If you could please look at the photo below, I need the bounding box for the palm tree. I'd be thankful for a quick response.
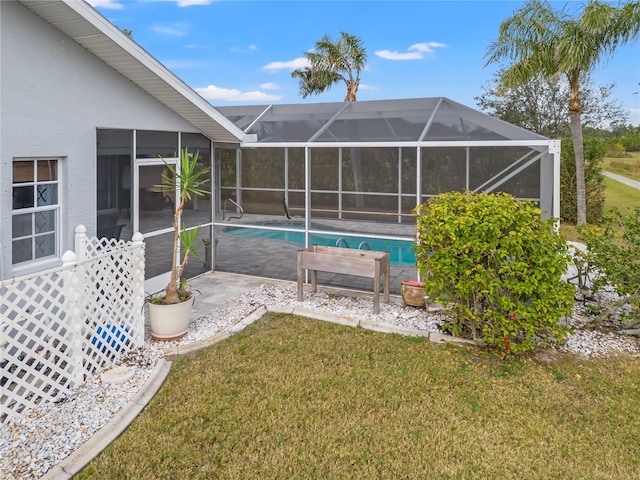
[292,32,368,207]
[291,31,367,101]
[485,0,640,225]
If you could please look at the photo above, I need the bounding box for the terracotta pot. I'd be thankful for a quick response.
[401,280,426,307]
[148,296,194,341]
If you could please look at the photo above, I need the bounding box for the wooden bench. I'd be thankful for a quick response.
[297,245,390,314]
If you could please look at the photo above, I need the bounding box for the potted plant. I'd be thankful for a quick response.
[401,280,426,307]
[148,148,210,341]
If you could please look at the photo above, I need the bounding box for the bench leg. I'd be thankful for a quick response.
[373,260,381,314]
[384,261,390,304]
[373,274,380,314]
[311,270,318,293]
[297,251,303,301]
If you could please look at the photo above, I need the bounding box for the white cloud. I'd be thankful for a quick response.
[87,0,124,9]
[358,83,378,91]
[176,0,211,6]
[196,84,283,102]
[260,82,279,90]
[150,23,188,37]
[230,44,259,53]
[141,0,211,5]
[375,41,447,61]
[263,57,310,72]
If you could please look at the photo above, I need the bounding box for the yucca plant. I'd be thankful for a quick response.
[156,148,210,305]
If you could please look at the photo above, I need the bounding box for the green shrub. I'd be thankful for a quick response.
[605,142,628,158]
[578,208,640,324]
[620,133,640,152]
[560,137,605,224]
[415,191,574,355]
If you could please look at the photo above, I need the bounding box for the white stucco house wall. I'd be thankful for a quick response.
[0,0,253,282]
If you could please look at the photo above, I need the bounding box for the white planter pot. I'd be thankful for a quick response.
[148,296,194,341]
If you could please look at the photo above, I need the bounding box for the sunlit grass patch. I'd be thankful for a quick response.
[561,171,638,238]
[78,313,640,479]
[604,177,640,217]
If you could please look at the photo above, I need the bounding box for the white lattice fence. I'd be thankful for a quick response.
[1,226,145,423]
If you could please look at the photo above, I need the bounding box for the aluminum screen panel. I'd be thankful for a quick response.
[219,97,548,144]
[423,99,547,141]
[216,105,271,132]
[314,99,439,142]
[219,103,345,142]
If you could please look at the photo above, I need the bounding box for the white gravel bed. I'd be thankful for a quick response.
[0,347,162,480]
[559,285,640,357]
[164,284,445,349]
[2,282,638,480]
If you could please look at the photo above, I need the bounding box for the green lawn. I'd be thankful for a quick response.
[560,166,638,239]
[604,176,640,216]
[78,313,640,480]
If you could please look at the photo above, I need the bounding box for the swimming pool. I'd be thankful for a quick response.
[223,224,416,266]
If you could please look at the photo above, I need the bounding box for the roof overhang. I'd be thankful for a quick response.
[19,0,256,144]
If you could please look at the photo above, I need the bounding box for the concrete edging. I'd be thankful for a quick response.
[42,359,173,480]
[289,307,359,328]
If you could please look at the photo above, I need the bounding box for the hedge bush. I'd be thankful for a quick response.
[560,137,605,224]
[579,208,640,324]
[415,191,574,354]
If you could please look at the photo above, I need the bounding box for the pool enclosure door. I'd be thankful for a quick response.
[97,129,214,295]
[135,157,178,294]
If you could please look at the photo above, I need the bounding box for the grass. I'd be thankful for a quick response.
[603,151,640,181]
[603,177,640,217]
[560,167,639,241]
[78,313,640,479]
[559,224,580,242]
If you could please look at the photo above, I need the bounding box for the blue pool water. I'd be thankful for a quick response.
[223,225,416,266]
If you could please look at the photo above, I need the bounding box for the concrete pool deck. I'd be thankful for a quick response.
[207,214,420,296]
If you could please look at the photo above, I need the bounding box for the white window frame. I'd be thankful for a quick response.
[11,157,61,268]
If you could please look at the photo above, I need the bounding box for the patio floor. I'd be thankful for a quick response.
[206,214,418,296]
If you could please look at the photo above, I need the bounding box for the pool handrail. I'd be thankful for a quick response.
[223,198,244,221]
[358,241,371,250]
[335,237,350,248]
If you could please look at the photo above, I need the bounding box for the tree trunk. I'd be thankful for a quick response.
[568,77,586,226]
[343,84,364,208]
[350,147,365,209]
[164,194,186,304]
[345,81,358,101]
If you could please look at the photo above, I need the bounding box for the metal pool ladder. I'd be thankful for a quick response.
[335,239,371,250]
[335,238,350,248]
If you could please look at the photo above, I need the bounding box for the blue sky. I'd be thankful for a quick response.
[90,0,640,125]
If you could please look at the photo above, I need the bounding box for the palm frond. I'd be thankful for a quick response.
[291,31,367,100]
[486,0,640,92]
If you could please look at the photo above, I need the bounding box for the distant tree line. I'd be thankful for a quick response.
[476,70,630,140]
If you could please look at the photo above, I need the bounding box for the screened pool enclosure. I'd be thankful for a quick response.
[208,97,560,294]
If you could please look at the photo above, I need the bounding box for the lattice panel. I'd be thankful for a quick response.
[1,236,145,423]
[85,237,122,258]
